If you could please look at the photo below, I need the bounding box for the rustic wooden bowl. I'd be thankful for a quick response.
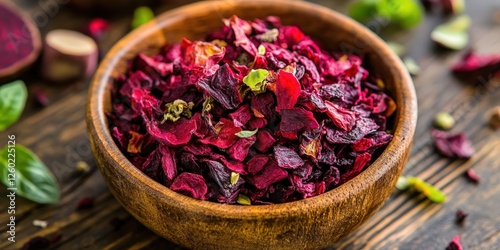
[86,1,417,249]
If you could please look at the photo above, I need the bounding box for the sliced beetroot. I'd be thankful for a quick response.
[431,129,475,159]
[107,15,395,204]
[0,2,41,80]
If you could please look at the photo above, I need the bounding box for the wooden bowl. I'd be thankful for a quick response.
[86,1,417,249]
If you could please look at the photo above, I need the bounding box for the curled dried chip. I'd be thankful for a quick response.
[446,235,463,250]
[432,129,475,159]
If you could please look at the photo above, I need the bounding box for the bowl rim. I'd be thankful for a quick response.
[87,0,417,219]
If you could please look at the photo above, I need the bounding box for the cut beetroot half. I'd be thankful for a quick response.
[0,2,41,82]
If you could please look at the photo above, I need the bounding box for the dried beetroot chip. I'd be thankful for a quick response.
[455,209,468,224]
[342,152,371,182]
[300,129,322,160]
[146,117,197,146]
[465,168,480,183]
[293,160,314,179]
[229,104,252,127]
[279,26,305,48]
[135,53,174,77]
[352,131,393,152]
[160,145,177,183]
[275,70,301,111]
[184,41,225,68]
[206,160,244,198]
[127,131,145,154]
[452,51,500,82]
[184,143,212,156]
[247,154,270,174]
[254,130,276,153]
[326,118,379,144]
[251,92,276,121]
[446,235,463,250]
[274,145,304,170]
[247,117,268,130]
[431,129,475,159]
[198,64,242,109]
[248,159,288,190]
[228,136,256,162]
[227,15,257,56]
[290,175,316,198]
[324,100,357,131]
[324,166,341,188]
[87,18,109,40]
[112,127,127,150]
[179,152,202,174]
[170,172,208,200]
[199,118,241,149]
[22,236,51,250]
[220,157,247,174]
[279,108,320,138]
[76,197,94,210]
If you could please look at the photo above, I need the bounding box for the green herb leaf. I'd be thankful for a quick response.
[258,44,266,56]
[431,15,470,50]
[237,194,251,205]
[396,176,411,190]
[397,176,446,203]
[349,0,423,29]
[0,80,28,132]
[403,57,421,76]
[243,69,269,94]
[387,41,406,57]
[0,144,60,204]
[409,177,446,203]
[132,6,155,29]
[235,129,258,138]
[348,1,378,22]
[230,172,239,185]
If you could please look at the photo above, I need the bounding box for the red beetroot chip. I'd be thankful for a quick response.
[431,129,475,159]
[229,104,252,127]
[255,130,276,153]
[247,155,270,174]
[199,118,241,149]
[275,70,301,111]
[324,100,357,131]
[228,136,256,162]
[279,108,320,138]
[170,172,208,200]
[274,145,305,170]
[452,50,500,82]
[465,168,480,183]
[446,235,463,250]
[248,159,288,189]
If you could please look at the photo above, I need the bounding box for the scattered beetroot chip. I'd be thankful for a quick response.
[455,209,468,224]
[107,15,395,204]
[22,236,51,250]
[452,50,500,83]
[465,168,480,183]
[76,197,94,210]
[446,235,463,250]
[170,172,208,200]
[87,18,109,40]
[432,129,475,159]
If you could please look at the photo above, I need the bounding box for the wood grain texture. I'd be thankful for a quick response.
[0,0,499,249]
[86,1,416,249]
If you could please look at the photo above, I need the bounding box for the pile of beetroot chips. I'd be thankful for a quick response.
[108,16,397,204]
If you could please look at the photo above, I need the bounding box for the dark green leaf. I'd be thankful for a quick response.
[235,129,258,138]
[0,144,60,204]
[0,80,28,131]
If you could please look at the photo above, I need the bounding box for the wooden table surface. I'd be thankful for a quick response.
[1,0,499,249]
